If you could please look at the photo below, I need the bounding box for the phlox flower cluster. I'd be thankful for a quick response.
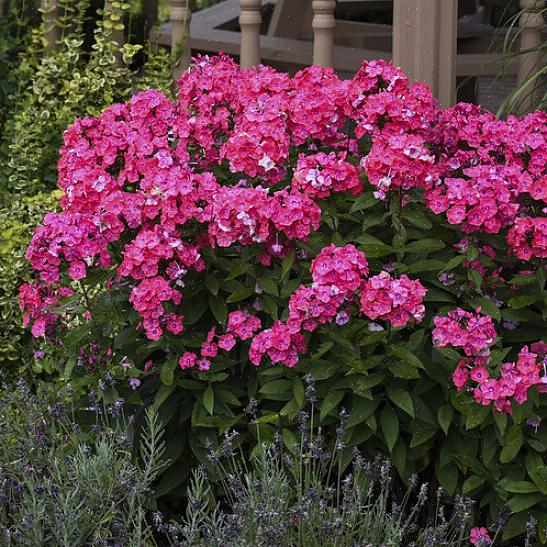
[208,185,320,247]
[19,282,73,338]
[178,310,262,372]
[310,244,369,294]
[363,131,436,199]
[432,308,496,358]
[506,216,547,260]
[292,151,362,199]
[249,321,307,368]
[470,527,492,546]
[433,309,546,412]
[359,272,427,327]
[452,346,547,414]
[347,60,436,136]
[250,244,369,367]
[424,105,546,254]
[251,245,426,367]
[424,164,528,234]
[129,276,182,341]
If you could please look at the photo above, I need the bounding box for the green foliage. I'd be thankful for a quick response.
[0,191,61,376]
[0,0,172,198]
[0,1,41,127]
[0,380,166,545]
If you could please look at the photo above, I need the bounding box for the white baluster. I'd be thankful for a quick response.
[312,0,336,67]
[239,0,261,68]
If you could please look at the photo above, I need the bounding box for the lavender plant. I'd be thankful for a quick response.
[0,377,165,546]
[156,384,512,547]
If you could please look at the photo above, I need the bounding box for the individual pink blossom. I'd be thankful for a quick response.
[470,527,491,546]
[179,352,197,370]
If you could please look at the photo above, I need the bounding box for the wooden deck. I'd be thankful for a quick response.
[151,0,521,77]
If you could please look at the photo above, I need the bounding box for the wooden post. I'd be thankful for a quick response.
[312,0,336,67]
[143,0,158,36]
[170,0,192,79]
[40,0,61,53]
[393,0,457,108]
[517,0,546,113]
[239,0,261,68]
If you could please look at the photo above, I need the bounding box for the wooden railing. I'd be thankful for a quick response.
[7,0,547,110]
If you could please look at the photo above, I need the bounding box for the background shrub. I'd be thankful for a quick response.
[0,191,60,377]
[0,0,171,198]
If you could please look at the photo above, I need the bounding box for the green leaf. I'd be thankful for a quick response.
[259,379,292,396]
[405,239,445,254]
[280,398,301,418]
[391,438,407,478]
[391,346,423,369]
[226,287,255,303]
[203,385,214,415]
[282,428,299,452]
[281,252,295,279]
[410,423,438,448]
[320,391,345,421]
[506,493,545,513]
[346,397,379,428]
[354,373,384,393]
[436,463,458,495]
[402,208,432,229]
[204,274,220,295]
[311,342,334,360]
[526,453,547,494]
[293,377,304,408]
[358,243,394,258]
[390,362,421,379]
[469,297,501,322]
[437,405,453,435]
[503,512,532,542]
[465,405,489,429]
[160,358,178,386]
[226,262,252,280]
[209,294,228,324]
[500,425,523,463]
[498,479,538,494]
[257,277,278,296]
[462,475,485,495]
[350,192,378,212]
[407,259,446,274]
[441,255,465,271]
[468,268,483,288]
[380,404,399,452]
[154,383,176,408]
[508,294,537,309]
[309,360,339,380]
[387,387,414,417]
